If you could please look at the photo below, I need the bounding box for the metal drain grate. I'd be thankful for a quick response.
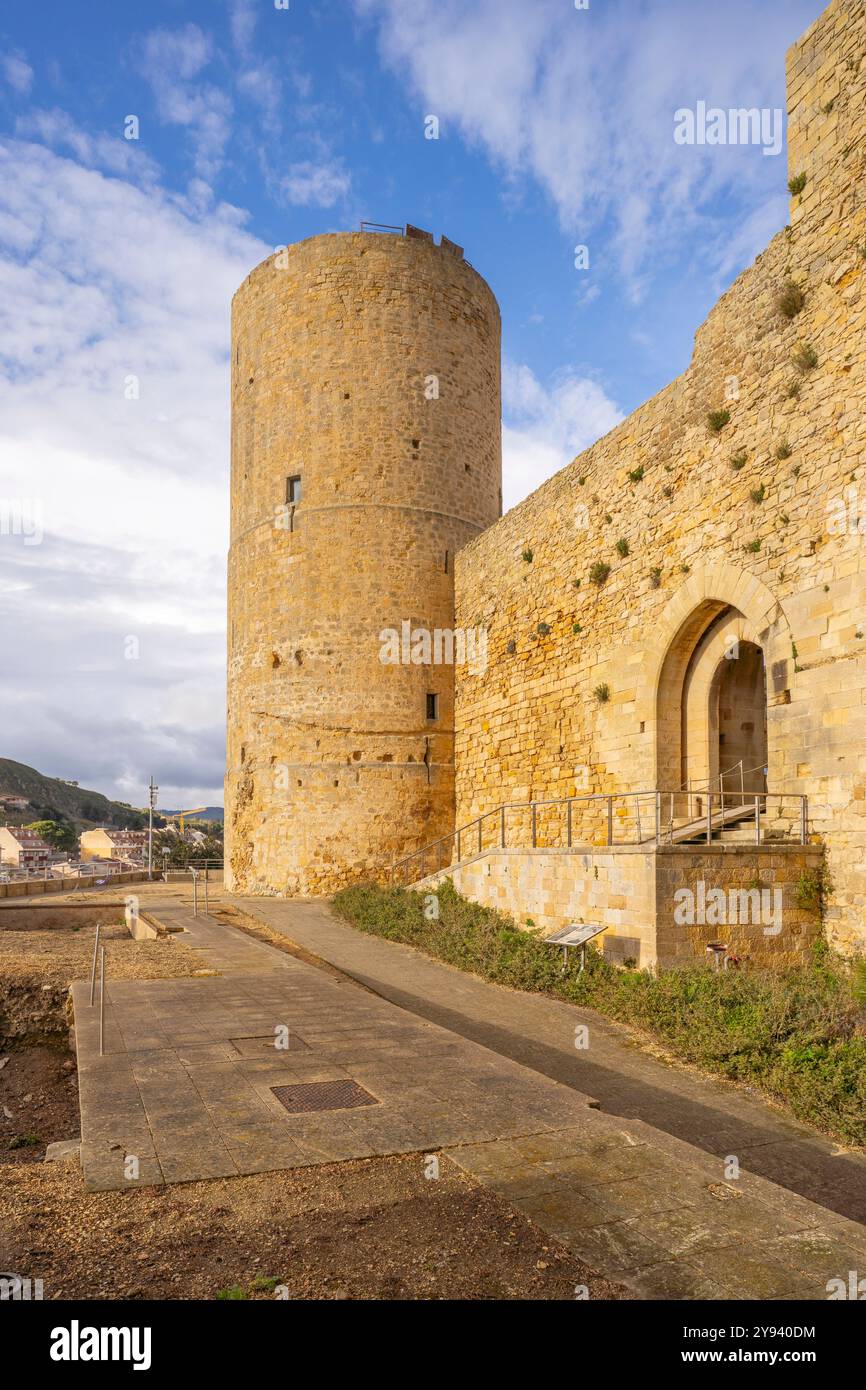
[271,1079,378,1114]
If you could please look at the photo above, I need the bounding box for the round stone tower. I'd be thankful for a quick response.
[225,229,501,896]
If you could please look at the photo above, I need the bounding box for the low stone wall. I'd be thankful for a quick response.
[656,844,823,968]
[0,871,149,899]
[418,847,656,964]
[416,842,823,970]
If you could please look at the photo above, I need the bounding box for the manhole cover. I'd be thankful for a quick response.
[271,1080,378,1114]
[230,1034,310,1057]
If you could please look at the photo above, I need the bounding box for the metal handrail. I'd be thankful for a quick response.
[391,784,808,884]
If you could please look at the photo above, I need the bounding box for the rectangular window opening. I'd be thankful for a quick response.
[426,693,439,721]
[286,474,302,505]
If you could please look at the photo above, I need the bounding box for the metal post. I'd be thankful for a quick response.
[655,792,661,844]
[500,805,505,848]
[192,868,198,917]
[204,868,209,916]
[755,794,761,846]
[567,799,573,848]
[706,792,712,844]
[607,797,613,846]
[478,818,482,854]
[98,947,105,1057]
[147,775,158,880]
[89,923,101,1006]
[531,803,537,848]
[800,797,807,845]
[456,829,461,862]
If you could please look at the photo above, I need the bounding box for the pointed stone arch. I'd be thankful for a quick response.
[635,563,793,788]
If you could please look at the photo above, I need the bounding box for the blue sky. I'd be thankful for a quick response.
[0,0,825,807]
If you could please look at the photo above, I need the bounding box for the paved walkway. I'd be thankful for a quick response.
[72,898,866,1299]
[241,898,866,1227]
[74,906,595,1189]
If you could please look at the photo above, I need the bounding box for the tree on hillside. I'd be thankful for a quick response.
[26,819,77,853]
[152,829,223,867]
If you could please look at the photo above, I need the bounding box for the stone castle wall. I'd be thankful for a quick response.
[226,231,501,895]
[453,0,866,952]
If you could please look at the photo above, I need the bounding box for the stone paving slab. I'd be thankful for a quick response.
[73,897,866,1298]
[446,1117,866,1300]
[218,896,866,1300]
[73,905,599,1192]
[243,897,866,1226]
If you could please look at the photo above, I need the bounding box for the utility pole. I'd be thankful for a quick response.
[147,776,158,880]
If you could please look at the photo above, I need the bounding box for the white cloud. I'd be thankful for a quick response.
[139,24,233,179]
[502,361,622,511]
[278,159,351,208]
[15,108,161,183]
[229,0,259,55]
[236,63,283,120]
[0,133,270,804]
[2,51,33,95]
[354,0,823,290]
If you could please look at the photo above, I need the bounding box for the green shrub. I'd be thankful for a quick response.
[589,561,611,586]
[730,452,747,471]
[594,683,610,703]
[615,537,630,558]
[788,172,807,196]
[777,281,805,318]
[627,465,644,483]
[793,342,818,372]
[333,883,866,1146]
[707,409,731,433]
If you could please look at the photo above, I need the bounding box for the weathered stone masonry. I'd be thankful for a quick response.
[225,231,501,895]
[453,0,866,954]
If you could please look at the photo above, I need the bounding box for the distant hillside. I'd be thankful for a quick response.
[160,806,224,823]
[0,758,148,830]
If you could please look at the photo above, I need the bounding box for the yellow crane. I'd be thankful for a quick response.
[166,807,206,833]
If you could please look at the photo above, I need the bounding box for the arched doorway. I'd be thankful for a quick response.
[657,600,768,801]
[711,639,767,795]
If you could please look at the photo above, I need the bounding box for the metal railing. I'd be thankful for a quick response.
[390,785,808,887]
[359,221,403,235]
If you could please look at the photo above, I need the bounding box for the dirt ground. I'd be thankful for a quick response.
[0,915,207,993]
[0,1145,625,1301]
[0,1040,80,1163]
[0,886,625,1301]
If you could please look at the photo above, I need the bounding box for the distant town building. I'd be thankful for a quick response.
[79,829,148,864]
[0,795,31,811]
[0,825,52,869]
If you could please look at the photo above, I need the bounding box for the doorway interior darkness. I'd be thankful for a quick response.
[656,600,768,799]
